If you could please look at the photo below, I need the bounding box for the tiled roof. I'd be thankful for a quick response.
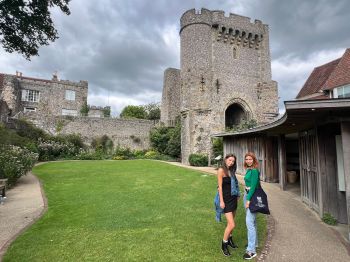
[323,48,350,90]
[296,48,350,99]
[296,58,340,99]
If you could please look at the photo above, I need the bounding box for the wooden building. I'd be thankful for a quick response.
[213,49,350,241]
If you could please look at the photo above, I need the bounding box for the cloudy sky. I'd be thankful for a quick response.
[0,0,349,116]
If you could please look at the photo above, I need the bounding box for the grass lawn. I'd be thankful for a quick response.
[4,160,266,261]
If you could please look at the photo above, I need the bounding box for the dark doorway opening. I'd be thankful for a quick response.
[225,103,246,129]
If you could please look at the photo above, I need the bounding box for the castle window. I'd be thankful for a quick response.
[24,107,36,112]
[233,47,238,59]
[21,89,40,102]
[65,90,76,101]
[62,109,78,116]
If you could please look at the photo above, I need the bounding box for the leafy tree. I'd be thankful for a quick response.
[0,0,71,59]
[143,102,160,120]
[80,102,90,116]
[150,121,181,158]
[103,106,111,118]
[212,137,223,158]
[165,122,181,158]
[149,126,171,154]
[120,105,147,119]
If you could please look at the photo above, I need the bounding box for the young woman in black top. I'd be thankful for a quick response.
[217,154,240,256]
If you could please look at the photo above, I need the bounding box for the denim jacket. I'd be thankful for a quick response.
[214,170,240,222]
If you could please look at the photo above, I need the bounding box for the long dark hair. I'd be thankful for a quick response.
[222,153,237,177]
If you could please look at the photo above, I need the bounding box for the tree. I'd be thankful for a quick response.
[80,102,90,116]
[165,122,181,158]
[0,0,71,59]
[149,126,171,154]
[120,105,147,119]
[103,106,111,118]
[143,102,160,120]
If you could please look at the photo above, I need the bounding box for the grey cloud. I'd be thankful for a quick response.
[1,0,349,115]
[243,0,350,59]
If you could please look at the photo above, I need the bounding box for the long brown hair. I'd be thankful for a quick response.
[222,153,237,177]
[244,152,259,169]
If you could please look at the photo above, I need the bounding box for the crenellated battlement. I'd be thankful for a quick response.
[180,8,212,33]
[213,25,264,49]
[180,8,267,39]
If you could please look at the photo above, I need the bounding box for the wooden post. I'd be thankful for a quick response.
[278,135,287,190]
[341,122,350,241]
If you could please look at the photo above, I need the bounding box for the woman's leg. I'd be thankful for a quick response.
[223,212,235,240]
[254,216,258,247]
[244,193,257,253]
[246,208,257,253]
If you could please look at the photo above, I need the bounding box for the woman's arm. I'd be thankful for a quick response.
[217,168,225,209]
[245,169,259,209]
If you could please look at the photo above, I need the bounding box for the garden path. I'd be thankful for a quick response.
[0,173,45,260]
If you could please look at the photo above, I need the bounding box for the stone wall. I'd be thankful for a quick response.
[34,116,156,150]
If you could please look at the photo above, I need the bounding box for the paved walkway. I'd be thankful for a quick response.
[0,163,349,262]
[0,173,45,260]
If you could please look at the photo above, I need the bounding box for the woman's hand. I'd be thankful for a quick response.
[245,200,250,209]
[220,201,225,209]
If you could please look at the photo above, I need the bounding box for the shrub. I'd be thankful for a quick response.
[114,146,133,160]
[37,138,81,161]
[322,213,337,225]
[133,150,146,159]
[0,123,31,147]
[189,153,208,167]
[91,135,114,154]
[15,118,48,141]
[144,150,159,159]
[76,150,105,160]
[165,122,181,158]
[0,145,38,186]
[113,155,126,160]
[150,126,171,154]
[225,119,258,132]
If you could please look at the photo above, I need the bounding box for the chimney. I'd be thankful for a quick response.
[52,71,58,81]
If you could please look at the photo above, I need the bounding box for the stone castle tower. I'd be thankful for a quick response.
[161,8,279,164]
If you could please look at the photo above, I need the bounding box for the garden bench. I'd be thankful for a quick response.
[0,178,8,198]
[0,184,5,197]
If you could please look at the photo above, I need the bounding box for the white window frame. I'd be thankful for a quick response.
[65,90,76,101]
[62,109,78,116]
[334,84,350,98]
[21,89,40,102]
[335,135,345,191]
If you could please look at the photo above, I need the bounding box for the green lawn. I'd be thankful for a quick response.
[4,160,266,261]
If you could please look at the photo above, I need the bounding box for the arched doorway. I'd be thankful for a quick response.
[225,103,247,129]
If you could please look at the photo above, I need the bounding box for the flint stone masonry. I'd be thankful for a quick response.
[160,68,181,126]
[36,116,155,150]
[161,8,279,164]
